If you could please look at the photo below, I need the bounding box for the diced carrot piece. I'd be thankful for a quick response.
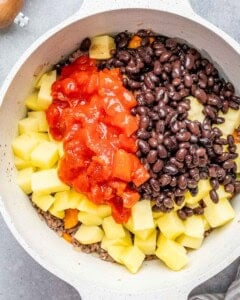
[149,37,155,44]
[112,149,133,182]
[62,232,73,243]
[128,35,142,48]
[64,209,79,229]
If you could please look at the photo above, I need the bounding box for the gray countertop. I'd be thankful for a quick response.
[0,1,240,299]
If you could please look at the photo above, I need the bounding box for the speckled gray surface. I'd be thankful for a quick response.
[0,0,240,299]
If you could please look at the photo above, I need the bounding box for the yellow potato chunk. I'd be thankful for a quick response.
[37,71,57,109]
[234,144,240,173]
[157,211,185,240]
[204,196,235,228]
[18,117,39,134]
[102,216,125,240]
[184,215,204,238]
[131,200,154,231]
[53,189,83,211]
[28,111,48,132]
[156,235,188,271]
[152,211,164,219]
[30,141,58,169]
[101,230,132,251]
[107,245,126,264]
[215,109,240,137]
[74,225,104,244]
[78,211,103,226]
[186,96,205,123]
[48,206,65,219]
[122,246,145,274]
[25,92,42,111]
[32,193,55,211]
[14,156,32,170]
[12,133,40,160]
[78,196,99,214]
[134,230,157,255]
[202,216,211,231]
[176,234,203,249]
[217,185,231,200]
[95,204,112,218]
[31,168,70,194]
[185,179,211,205]
[89,35,116,60]
[17,167,35,194]
[124,217,154,239]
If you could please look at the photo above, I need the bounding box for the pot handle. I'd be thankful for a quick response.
[76,0,195,19]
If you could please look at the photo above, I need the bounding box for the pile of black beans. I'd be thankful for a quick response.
[83,30,240,219]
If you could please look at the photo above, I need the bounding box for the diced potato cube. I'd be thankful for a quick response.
[124,217,154,239]
[12,133,40,160]
[122,246,145,274]
[58,142,64,158]
[31,168,70,194]
[17,167,35,194]
[101,230,132,251]
[204,196,235,228]
[157,211,185,240]
[217,185,231,200]
[184,215,204,238]
[48,206,65,219]
[96,204,112,218]
[102,216,125,240]
[18,117,39,134]
[202,216,211,231]
[176,234,203,249]
[78,196,98,214]
[156,235,188,271]
[28,111,48,132]
[25,92,43,111]
[152,211,164,219]
[186,96,205,123]
[134,230,157,255]
[107,246,126,264]
[217,108,240,135]
[74,225,104,244]
[37,71,56,109]
[32,193,55,211]
[132,200,154,231]
[53,189,83,211]
[89,35,116,60]
[14,156,32,170]
[185,179,211,205]
[31,141,58,169]
[78,211,103,226]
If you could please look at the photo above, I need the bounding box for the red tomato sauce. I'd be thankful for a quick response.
[46,56,149,223]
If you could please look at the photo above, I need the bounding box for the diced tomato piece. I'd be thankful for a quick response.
[110,197,131,224]
[122,191,140,208]
[109,180,127,196]
[119,91,137,109]
[119,134,137,152]
[112,149,133,182]
[73,173,90,193]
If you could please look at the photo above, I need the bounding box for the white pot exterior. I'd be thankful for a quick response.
[1,1,240,299]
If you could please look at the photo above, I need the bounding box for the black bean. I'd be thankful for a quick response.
[164,164,178,175]
[160,51,171,62]
[138,140,150,154]
[157,144,168,158]
[163,198,174,208]
[159,174,172,186]
[225,184,234,194]
[177,210,187,220]
[222,159,235,170]
[147,150,158,164]
[183,207,194,217]
[152,159,164,173]
[176,131,191,142]
[140,115,150,129]
[185,53,195,69]
[210,178,219,189]
[194,88,208,104]
[137,129,151,140]
[150,178,160,192]
[178,175,188,190]
[80,37,91,51]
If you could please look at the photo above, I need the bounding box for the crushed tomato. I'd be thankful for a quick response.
[46,56,150,223]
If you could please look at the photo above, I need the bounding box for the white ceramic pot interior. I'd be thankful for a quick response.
[1,8,240,298]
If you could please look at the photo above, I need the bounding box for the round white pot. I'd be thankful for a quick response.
[1,1,240,299]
